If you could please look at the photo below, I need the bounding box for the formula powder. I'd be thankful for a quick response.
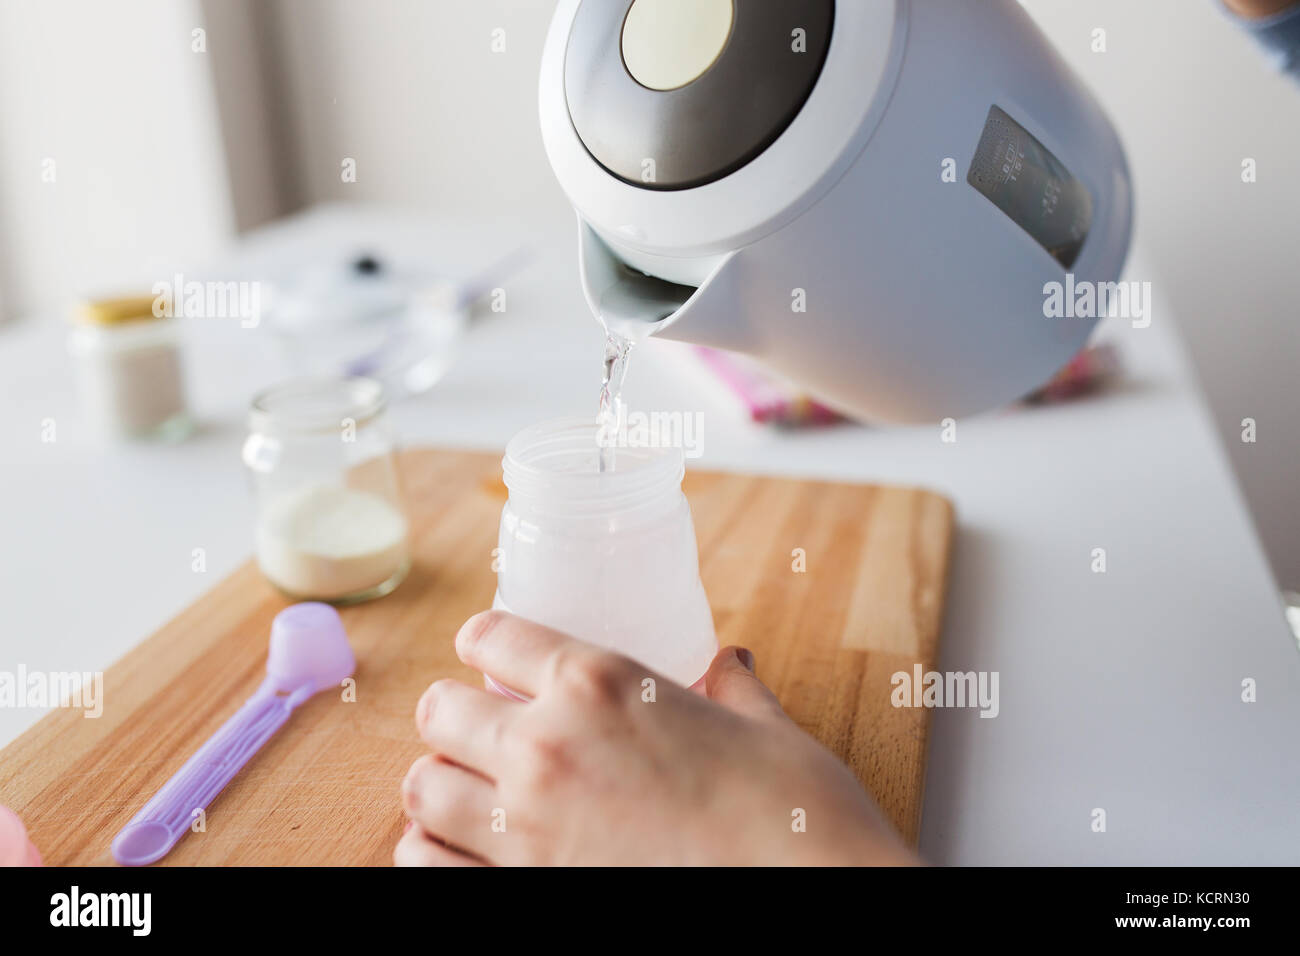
[256,485,409,601]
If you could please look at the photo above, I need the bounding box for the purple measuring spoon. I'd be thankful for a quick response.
[111,603,356,866]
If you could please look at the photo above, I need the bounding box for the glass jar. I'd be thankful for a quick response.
[242,377,410,604]
[492,418,717,695]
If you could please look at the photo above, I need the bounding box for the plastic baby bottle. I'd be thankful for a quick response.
[491,418,717,696]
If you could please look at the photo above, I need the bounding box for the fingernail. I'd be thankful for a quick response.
[736,648,755,672]
[403,819,414,834]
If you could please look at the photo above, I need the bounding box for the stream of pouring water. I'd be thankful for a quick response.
[597,328,633,473]
[594,268,697,472]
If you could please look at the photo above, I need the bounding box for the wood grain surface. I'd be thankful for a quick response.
[0,447,954,864]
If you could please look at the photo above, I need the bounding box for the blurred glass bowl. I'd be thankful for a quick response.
[263,255,470,401]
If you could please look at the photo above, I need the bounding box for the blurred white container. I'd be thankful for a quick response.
[67,296,191,441]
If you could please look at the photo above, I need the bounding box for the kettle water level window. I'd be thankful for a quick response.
[967,105,1093,269]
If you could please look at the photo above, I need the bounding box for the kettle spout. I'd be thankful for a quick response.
[577,219,750,352]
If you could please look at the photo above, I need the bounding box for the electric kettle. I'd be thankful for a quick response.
[540,0,1133,422]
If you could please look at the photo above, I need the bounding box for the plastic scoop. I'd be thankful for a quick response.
[111,603,355,866]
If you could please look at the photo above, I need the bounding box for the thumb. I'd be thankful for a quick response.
[704,647,788,725]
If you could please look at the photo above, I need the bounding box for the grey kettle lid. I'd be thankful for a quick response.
[564,0,835,191]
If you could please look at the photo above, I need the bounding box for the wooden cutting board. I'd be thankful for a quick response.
[0,447,954,865]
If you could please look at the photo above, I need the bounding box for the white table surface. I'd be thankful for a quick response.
[1,203,1296,864]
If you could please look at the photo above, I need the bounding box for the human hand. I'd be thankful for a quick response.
[396,611,918,866]
[1222,0,1300,18]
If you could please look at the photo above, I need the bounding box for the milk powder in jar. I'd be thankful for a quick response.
[243,377,409,604]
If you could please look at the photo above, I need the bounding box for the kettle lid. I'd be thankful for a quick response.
[565,0,834,191]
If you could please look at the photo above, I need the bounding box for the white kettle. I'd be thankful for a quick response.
[540,0,1133,422]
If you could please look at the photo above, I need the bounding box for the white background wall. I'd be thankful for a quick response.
[262,0,571,223]
[0,0,236,311]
